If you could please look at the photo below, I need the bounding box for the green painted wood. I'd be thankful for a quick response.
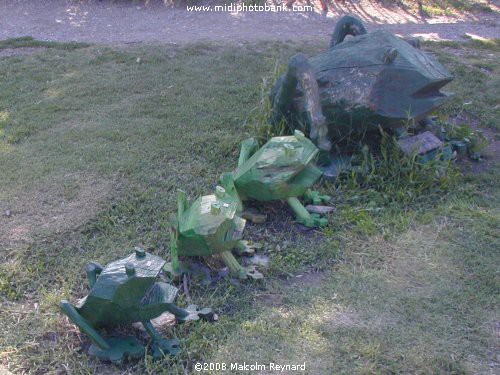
[87,337,144,363]
[60,300,110,350]
[220,131,330,228]
[232,131,322,201]
[176,187,245,257]
[170,187,262,279]
[60,248,214,361]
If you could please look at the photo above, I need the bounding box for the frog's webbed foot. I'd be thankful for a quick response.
[287,196,329,228]
[88,336,145,364]
[233,242,264,279]
[227,262,264,280]
[309,214,328,228]
[143,320,181,358]
[234,240,263,256]
[298,214,329,228]
[304,190,331,205]
[176,304,216,323]
[240,208,267,224]
[244,265,264,280]
[220,250,264,280]
[150,338,181,358]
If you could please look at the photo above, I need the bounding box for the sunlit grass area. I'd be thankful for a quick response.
[0,38,498,374]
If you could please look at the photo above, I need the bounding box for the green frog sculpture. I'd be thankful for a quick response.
[220,130,330,228]
[166,186,263,280]
[60,248,214,363]
[270,15,453,157]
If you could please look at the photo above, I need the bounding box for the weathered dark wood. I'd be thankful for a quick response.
[271,53,331,152]
[270,15,453,151]
[329,14,367,48]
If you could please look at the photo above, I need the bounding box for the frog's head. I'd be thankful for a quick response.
[88,249,158,296]
[369,38,453,122]
[176,186,245,255]
[201,186,245,246]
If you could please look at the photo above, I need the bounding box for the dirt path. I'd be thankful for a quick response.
[0,0,498,45]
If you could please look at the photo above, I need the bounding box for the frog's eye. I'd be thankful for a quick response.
[294,130,305,138]
[125,262,136,276]
[211,202,221,215]
[135,247,146,258]
[215,186,226,198]
[283,143,296,157]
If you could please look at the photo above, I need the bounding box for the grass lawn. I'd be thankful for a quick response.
[0,37,498,374]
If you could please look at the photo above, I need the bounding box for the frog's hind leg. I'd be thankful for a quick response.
[163,190,191,278]
[60,300,110,350]
[270,53,331,154]
[286,196,328,228]
[163,224,185,278]
[219,172,243,212]
[60,300,145,363]
[238,137,259,166]
[220,250,263,280]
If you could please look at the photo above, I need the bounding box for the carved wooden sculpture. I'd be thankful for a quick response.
[220,130,330,228]
[270,15,453,157]
[60,248,213,362]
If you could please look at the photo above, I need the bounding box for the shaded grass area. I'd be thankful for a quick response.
[0,36,90,51]
[216,207,499,374]
[0,38,498,374]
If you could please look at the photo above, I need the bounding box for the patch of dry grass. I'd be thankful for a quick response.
[0,173,115,249]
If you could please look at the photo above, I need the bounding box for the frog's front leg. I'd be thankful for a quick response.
[271,53,331,154]
[218,138,258,210]
[220,250,263,280]
[85,262,103,288]
[219,173,243,212]
[234,240,257,256]
[164,193,191,278]
[238,137,259,167]
[164,302,215,323]
[61,300,146,363]
[143,320,180,358]
[286,196,328,228]
[164,225,187,278]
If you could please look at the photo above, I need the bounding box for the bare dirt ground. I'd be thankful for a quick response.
[0,0,498,45]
